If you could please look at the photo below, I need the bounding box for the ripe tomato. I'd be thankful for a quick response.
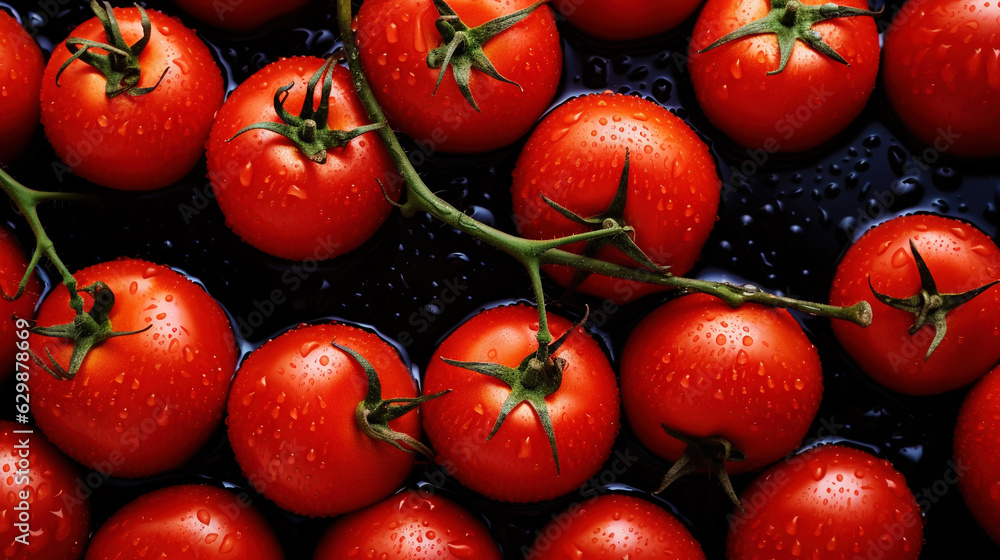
[84,485,284,559]
[883,0,1000,158]
[227,323,428,517]
[555,0,704,40]
[0,11,44,163]
[511,92,721,304]
[207,57,398,261]
[40,3,223,190]
[171,0,309,30]
[830,214,1000,395]
[621,294,823,477]
[28,259,238,477]
[421,304,620,503]
[955,365,1000,544]
[355,0,562,153]
[527,494,706,559]
[0,225,41,384]
[0,421,90,560]
[313,490,502,559]
[728,445,923,560]
[688,0,880,152]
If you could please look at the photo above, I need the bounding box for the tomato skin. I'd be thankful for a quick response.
[527,494,706,559]
[421,304,620,503]
[0,421,90,560]
[0,11,44,163]
[830,214,1000,395]
[955,365,1000,544]
[688,0,879,152]
[728,445,923,560]
[0,225,41,384]
[170,0,309,30]
[27,259,238,477]
[621,293,823,474]
[355,0,562,153]
[84,485,284,560]
[40,7,223,191]
[227,323,422,517]
[207,57,399,261]
[555,0,704,40]
[313,490,502,560]
[883,0,1000,158]
[511,92,721,303]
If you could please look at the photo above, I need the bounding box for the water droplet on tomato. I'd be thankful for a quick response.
[891,247,910,268]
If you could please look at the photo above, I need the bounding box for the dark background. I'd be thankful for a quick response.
[2,0,999,557]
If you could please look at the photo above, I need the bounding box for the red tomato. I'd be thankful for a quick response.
[728,445,923,560]
[955,365,1000,544]
[830,214,1000,395]
[207,57,398,261]
[170,0,309,30]
[84,485,284,560]
[28,259,238,477]
[688,0,880,151]
[40,4,223,190]
[511,92,721,304]
[0,11,44,163]
[355,0,563,153]
[555,0,704,40]
[313,490,502,559]
[621,293,823,474]
[0,421,90,560]
[421,304,620,503]
[0,225,41,384]
[883,0,1000,158]
[227,323,426,517]
[527,494,706,559]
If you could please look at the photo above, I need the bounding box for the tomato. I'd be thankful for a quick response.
[40,3,223,190]
[355,0,562,153]
[313,490,501,559]
[621,294,823,481]
[28,259,238,477]
[511,92,721,303]
[830,214,1000,395]
[555,0,704,40]
[84,484,284,559]
[0,10,44,163]
[883,0,1000,158]
[0,421,90,560]
[688,0,880,152]
[171,0,309,30]
[728,445,923,560]
[955,365,1000,544]
[527,494,706,559]
[0,225,41,384]
[227,323,429,517]
[207,57,399,261]
[421,304,620,503]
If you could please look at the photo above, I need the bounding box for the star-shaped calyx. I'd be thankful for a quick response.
[656,425,748,511]
[541,148,668,294]
[699,0,882,75]
[869,239,1000,360]
[426,0,547,112]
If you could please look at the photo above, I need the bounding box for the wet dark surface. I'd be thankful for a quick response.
[1,0,998,557]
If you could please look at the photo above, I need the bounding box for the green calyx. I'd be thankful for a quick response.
[699,0,882,75]
[542,148,669,294]
[228,57,384,164]
[656,425,747,512]
[869,239,999,360]
[55,1,169,97]
[28,282,151,380]
[333,342,448,458]
[426,0,546,112]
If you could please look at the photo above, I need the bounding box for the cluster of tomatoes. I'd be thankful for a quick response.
[1,0,1000,558]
